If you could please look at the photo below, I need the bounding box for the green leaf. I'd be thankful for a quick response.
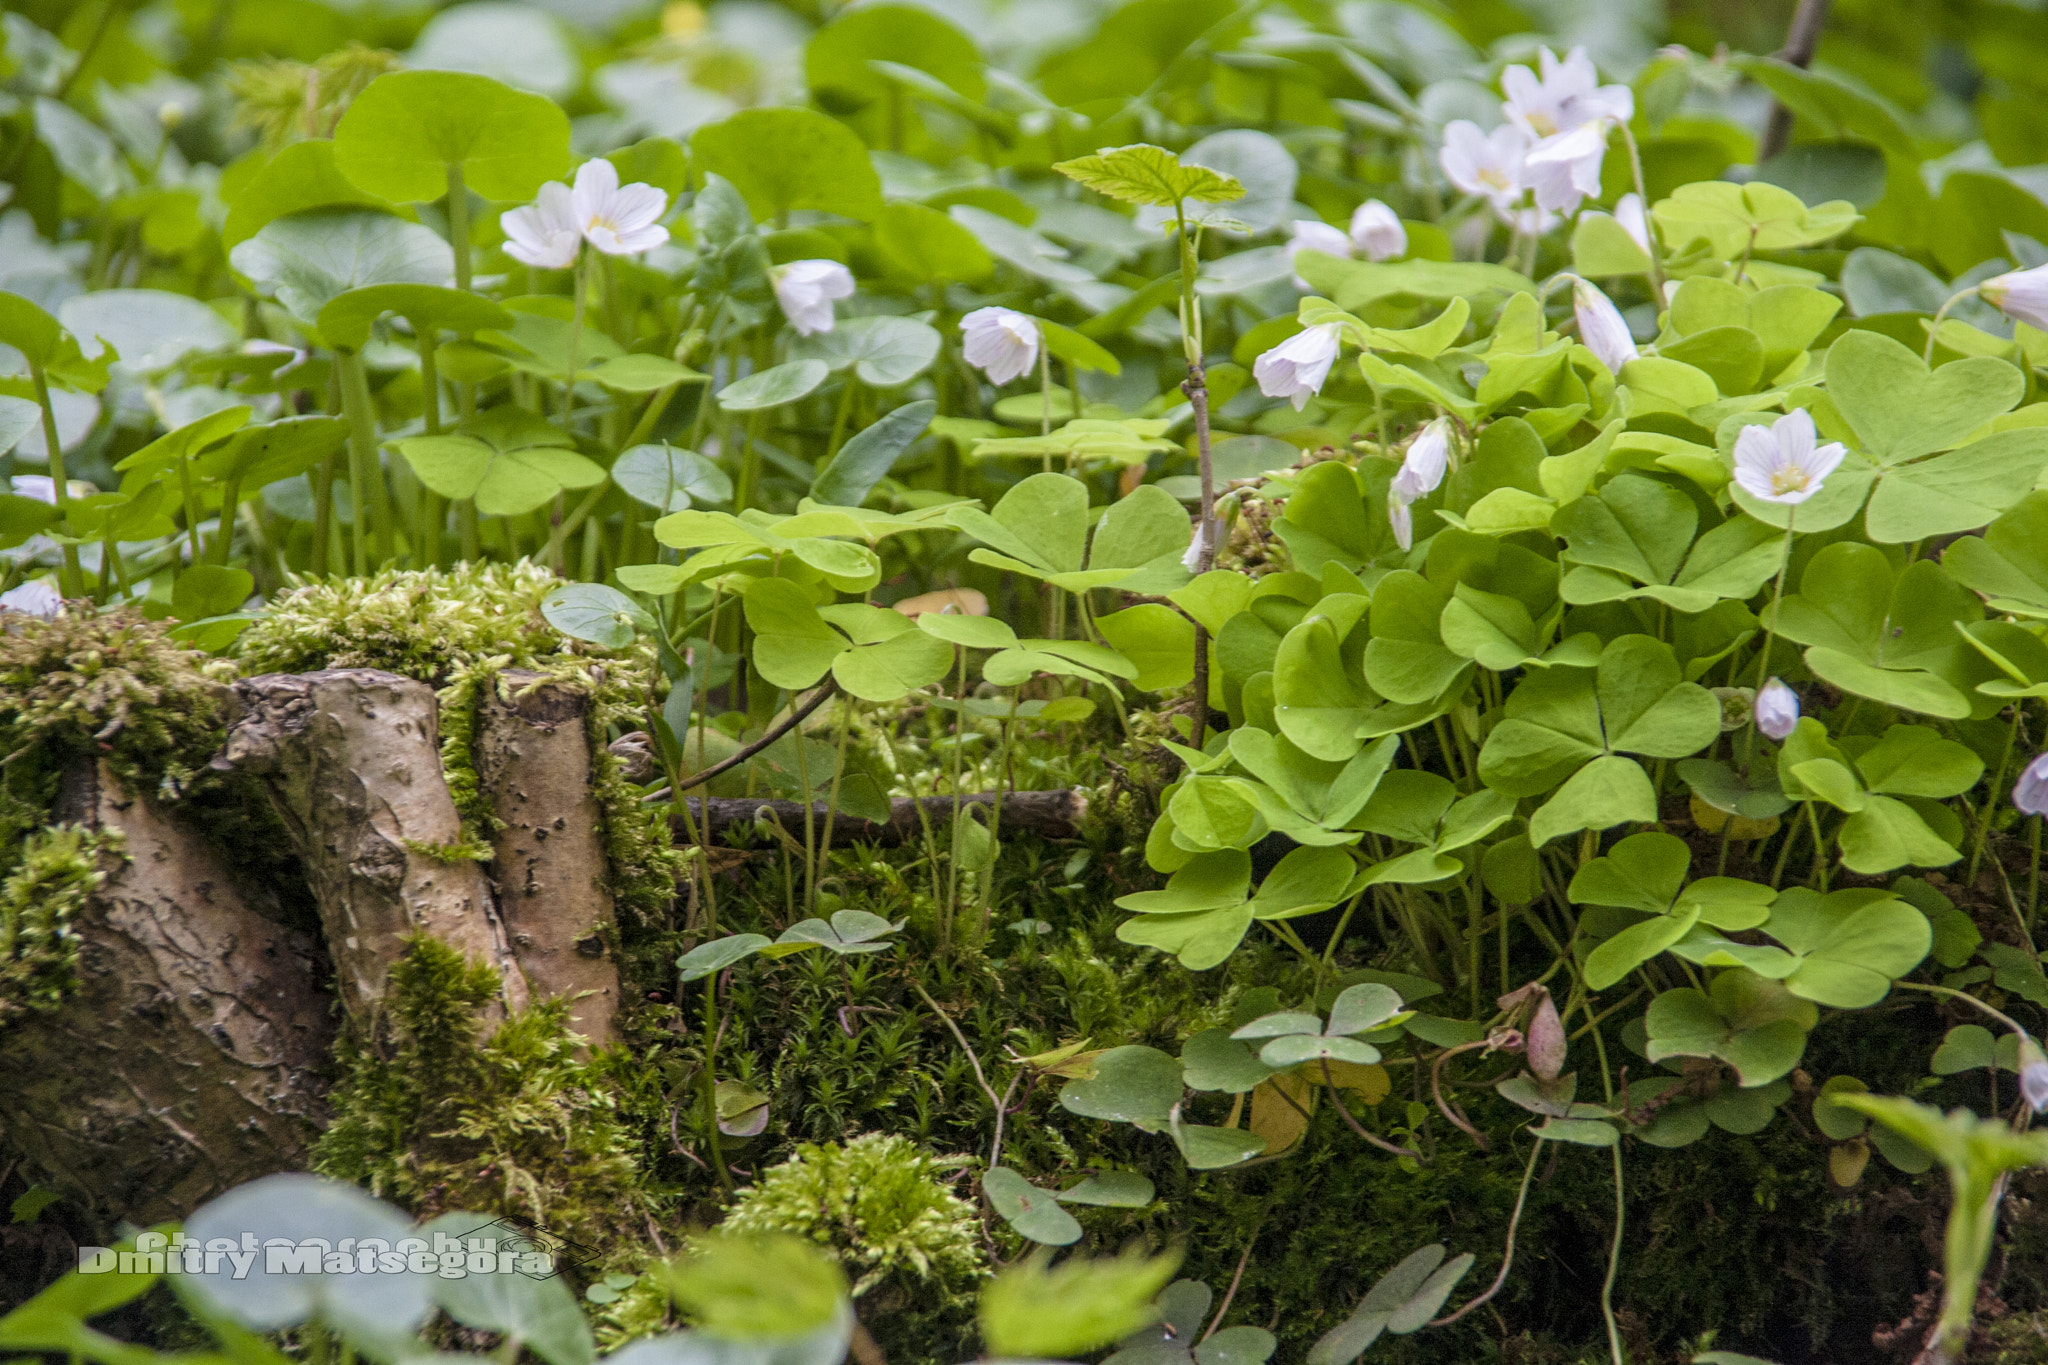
[980,1249,1180,1360]
[718,359,829,412]
[949,471,1089,575]
[692,107,885,222]
[743,579,848,690]
[793,315,941,389]
[1851,725,1984,798]
[1865,430,2048,543]
[812,400,934,508]
[1766,887,1932,1006]
[1059,1045,1183,1129]
[392,416,604,517]
[983,1168,1083,1246]
[1824,330,2022,466]
[873,202,992,283]
[1836,796,1962,874]
[222,140,396,249]
[1118,903,1254,971]
[332,70,571,203]
[1363,571,1468,704]
[1644,970,1816,1086]
[1053,143,1246,209]
[1056,1171,1156,1207]
[676,934,772,982]
[419,1213,593,1365]
[1568,831,1691,913]
[612,444,730,512]
[543,583,654,649]
[586,354,707,393]
[1652,180,1858,258]
[171,565,254,623]
[316,284,511,351]
[1096,604,1197,692]
[231,210,453,329]
[0,292,64,366]
[830,623,952,702]
[1528,755,1657,848]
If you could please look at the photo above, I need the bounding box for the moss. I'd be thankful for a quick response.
[313,936,653,1257]
[233,561,569,679]
[713,1132,986,1297]
[710,1132,986,1361]
[0,606,233,807]
[0,825,122,1025]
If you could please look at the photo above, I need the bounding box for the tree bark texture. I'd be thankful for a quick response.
[471,670,621,1047]
[671,789,1089,847]
[0,762,334,1233]
[217,669,528,1021]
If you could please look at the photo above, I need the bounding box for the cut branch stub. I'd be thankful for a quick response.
[0,762,334,1231]
[219,669,528,1020]
[471,669,621,1047]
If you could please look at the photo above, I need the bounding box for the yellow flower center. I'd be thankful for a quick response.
[1527,112,1558,136]
[1769,465,1810,496]
[1479,167,1513,191]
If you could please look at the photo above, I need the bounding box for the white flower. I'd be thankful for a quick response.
[11,475,57,504]
[1253,325,1340,410]
[0,579,60,617]
[1523,121,1608,214]
[1388,490,1414,551]
[1501,46,1634,141]
[960,306,1040,385]
[1979,263,2048,333]
[1286,218,1352,287]
[1754,678,1800,741]
[2015,752,2048,817]
[2025,1060,2048,1113]
[1349,200,1406,262]
[1288,218,1350,262]
[1392,418,1451,500]
[1183,515,1223,572]
[1439,121,1529,210]
[1614,192,1651,253]
[1573,278,1637,373]
[569,158,669,256]
[773,259,856,336]
[501,181,581,269]
[1732,409,1845,506]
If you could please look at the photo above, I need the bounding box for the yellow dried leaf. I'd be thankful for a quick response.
[1690,794,1780,841]
[1306,1060,1391,1104]
[1249,1074,1315,1156]
[1829,1139,1870,1188]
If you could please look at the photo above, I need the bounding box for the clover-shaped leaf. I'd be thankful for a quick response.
[769,909,901,957]
[676,934,772,983]
[1644,969,1816,1086]
[984,1167,1082,1247]
[1307,1244,1476,1365]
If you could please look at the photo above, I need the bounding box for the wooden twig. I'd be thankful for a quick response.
[1757,0,1834,161]
[670,788,1088,848]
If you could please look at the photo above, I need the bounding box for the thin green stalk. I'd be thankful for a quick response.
[27,362,83,598]
[210,474,242,564]
[335,351,385,573]
[1614,119,1667,308]
[698,975,732,1193]
[945,647,969,933]
[1806,801,1831,891]
[446,165,473,293]
[2033,815,2042,932]
[1744,516,1798,772]
[562,251,589,437]
[1926,286,1982,365]
[540,482,607,568]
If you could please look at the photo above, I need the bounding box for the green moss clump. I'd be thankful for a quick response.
[0,825,121,1025]
[313,936,653,1255]
[0,606,233,803]
[714,1132,987,1299]
[233,561,568,679]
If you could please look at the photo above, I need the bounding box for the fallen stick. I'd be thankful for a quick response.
[670,789,1088,848]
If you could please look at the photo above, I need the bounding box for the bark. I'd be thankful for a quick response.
[0,762,333,1231]
[672,789,1088,847]
[471,670,621,1047]
[216,669,528,1021]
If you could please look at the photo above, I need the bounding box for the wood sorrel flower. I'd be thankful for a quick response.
[500,181,580,269]
[569,158,669,256]
[773,259,855,336]
[1253,324,1340,410]
[1979,263,2048,333]
[1732,408,1845,506]
[1348,200,1406,261]
[1572,278,1637,374]
[2014,751,2048,817]
[960,306,1040,384]
[1754,678,1800,740]
[1392,418,1451,501]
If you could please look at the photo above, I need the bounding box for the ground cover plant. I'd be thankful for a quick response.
[15,0,2048,1362]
